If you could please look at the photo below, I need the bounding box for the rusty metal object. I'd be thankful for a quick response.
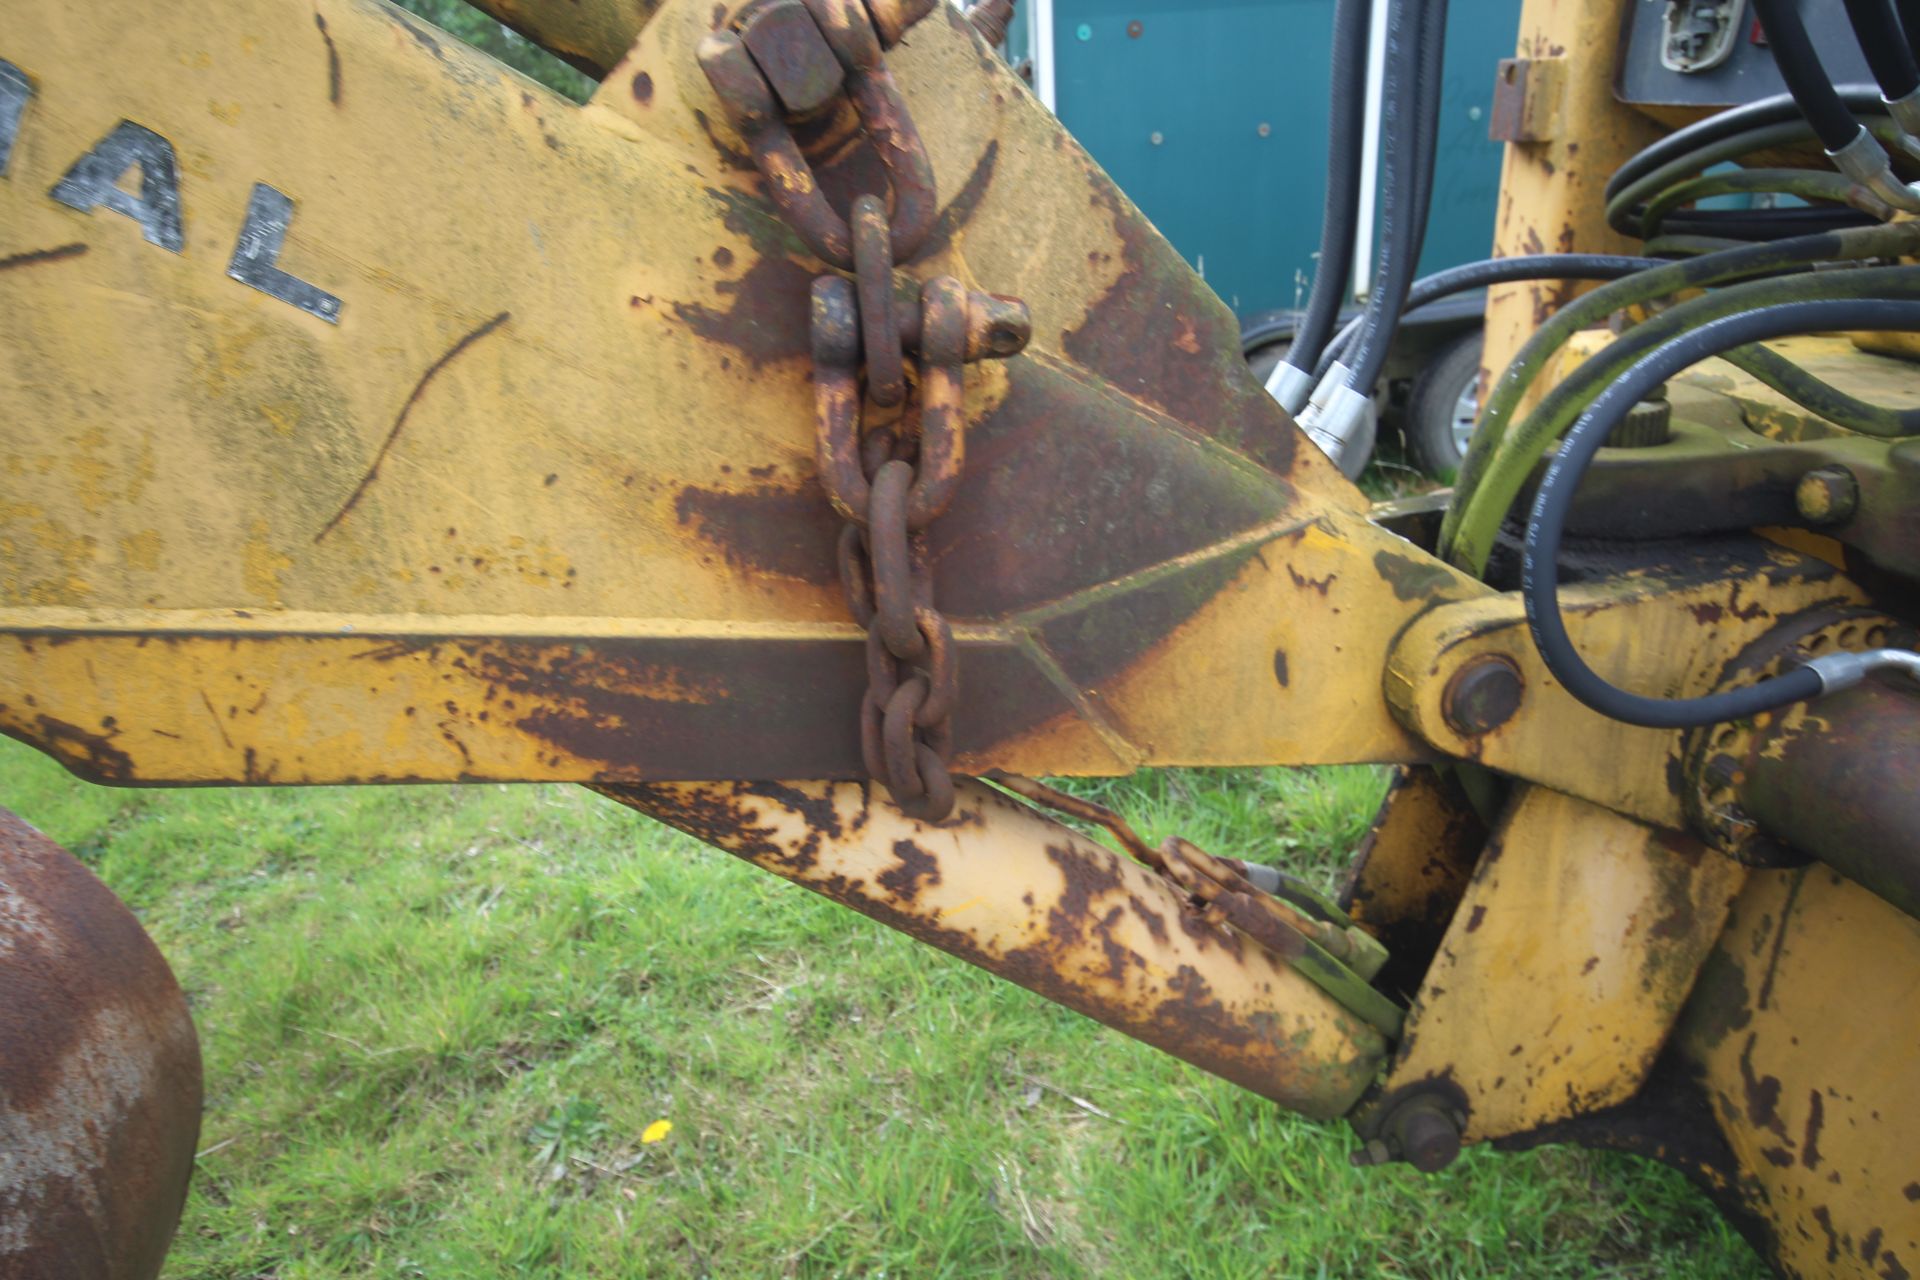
[698,0,1030,820]
[849,195,903,406]
[1440,654,1524,738]
[1340,766,1488,1001]
[1735,679,1920,920]
[0,808,200,1280]
[862,0,936,47]
[1487,56,1564,145]
[1370,786,1747,1146]
[739,0,845,115]
[964,0,1015,47]
[1662,866,1920,1278]
[605,777,1392,1118]
[697,0,936,267]
[1354,1090,1466,1173]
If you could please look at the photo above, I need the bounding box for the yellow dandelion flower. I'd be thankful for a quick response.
[641,1118,673,1144]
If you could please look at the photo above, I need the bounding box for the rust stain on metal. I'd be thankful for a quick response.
[0,243,88,272]
[1060,182,1299,476]
[315,311,512,542]
[28,715,134,782]
[876,838,941,901]
[1801,1089,1824,1170]
[0,808,201,1279]
[314,11,342,105]
[673,479,839,583]
[668,254,815,366]
[1738,1032,1789,1140]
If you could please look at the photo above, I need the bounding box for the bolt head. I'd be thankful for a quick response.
[1399,1107,1462,1173]
[1794,466,1859,526]
[738,0,845,115]
[1442,654,1525,737]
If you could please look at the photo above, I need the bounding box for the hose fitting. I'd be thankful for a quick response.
[1804,648,1920,693]
[1264,361,1318,416]
[1885,86,1920,157]
[1302,383,1372,466]
[1828,126,1920,212]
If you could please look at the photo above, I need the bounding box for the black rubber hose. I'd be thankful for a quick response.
[1344,0,1447,395]
[1406,0,1446,270]
[1604,86,1884,202]
[1276,0,1373,378]
[1752,0,1868,151]
[1724,341,1920,434]
[1311,253,1658,380]
[1900,0,1920,63]
[1656,207,1880,239]
[1522,298,1920,729]
[1843,0,1920,99]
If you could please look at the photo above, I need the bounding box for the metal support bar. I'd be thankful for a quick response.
[605,777,1392,1120]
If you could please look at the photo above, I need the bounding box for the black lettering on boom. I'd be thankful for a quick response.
[0,60,30,176]
[228,183,343,324]
[49,120,183,252]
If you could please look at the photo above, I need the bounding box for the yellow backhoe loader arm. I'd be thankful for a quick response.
[2,1,1917,1276]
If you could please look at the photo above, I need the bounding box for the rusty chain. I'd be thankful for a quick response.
[699,0,1032,820]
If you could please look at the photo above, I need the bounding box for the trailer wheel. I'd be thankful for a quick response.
[1406,331,1484,480]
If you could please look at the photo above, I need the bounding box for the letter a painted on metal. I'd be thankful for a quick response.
[49,119,184,251]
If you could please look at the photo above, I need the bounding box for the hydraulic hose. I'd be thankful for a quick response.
[1642,234,1752,257]
[1344,0,1447,398]
[1721,342,1920,434]
[1638,168,1891,236]
[1406,0,1445,274]
[1264,0,1372,410]
[1605,85,1884,203]
[1752,0,1867,151]
[1436,221,1920,573]
[1311,254,1658,380]
[1462,264,1920,580]
[1607,117,1918,238]
[1523,298,1920,729]
[1655,207,1881,239]
[1842,0,1920,101]
[1901,0,1920,63]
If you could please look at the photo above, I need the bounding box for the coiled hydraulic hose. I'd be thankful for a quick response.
[1523,298,1920,729]
[1311,254,1657,381]
[1263,0,1372,412]
[1458,264,1920,579]
[1604,86,1884,204]
[1639,168,1891,236]
[1437,221,1920,574]
[1606,117,1915,237]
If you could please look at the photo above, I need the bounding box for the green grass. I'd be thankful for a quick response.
[0,737,1764,1278]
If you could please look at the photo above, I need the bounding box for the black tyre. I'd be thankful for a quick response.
[1405,330,1484,480]
[1246,340,1289,389]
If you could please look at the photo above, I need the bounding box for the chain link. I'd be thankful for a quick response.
[699,0,1031,820]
